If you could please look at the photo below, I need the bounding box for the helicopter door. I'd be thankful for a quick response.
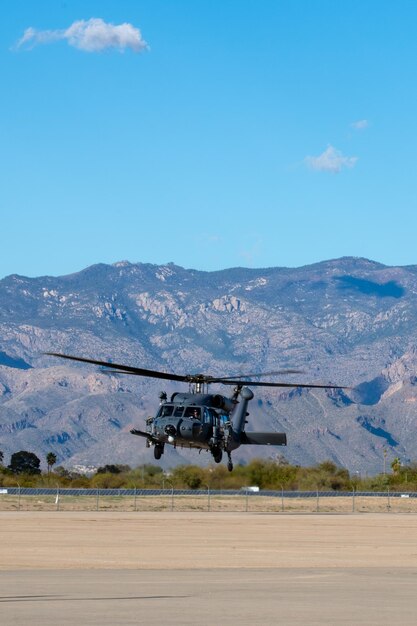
[191,408,212,444]
[184,407,201,420]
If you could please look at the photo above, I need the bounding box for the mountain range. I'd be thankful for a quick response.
[1,257,417,475]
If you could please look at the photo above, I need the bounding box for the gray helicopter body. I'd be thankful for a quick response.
[46,352,347,471]
[131,387,287,467]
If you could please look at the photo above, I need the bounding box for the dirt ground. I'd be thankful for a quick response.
[1,510,417,569]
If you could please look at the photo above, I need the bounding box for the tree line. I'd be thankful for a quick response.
[0,450,417,491]
[0,450,57,476]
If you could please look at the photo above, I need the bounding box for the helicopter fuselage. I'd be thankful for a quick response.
[130,385,287,470]
[146,392,231,451]
[47,352,344,472]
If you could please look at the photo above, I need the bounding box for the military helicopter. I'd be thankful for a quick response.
[47,353,348,471]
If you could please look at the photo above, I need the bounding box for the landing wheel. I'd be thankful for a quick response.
[212,449,223,464]
[154,444,164,460]
[227,460,233,472]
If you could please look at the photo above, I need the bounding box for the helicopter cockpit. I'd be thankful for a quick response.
[156,404,224,426]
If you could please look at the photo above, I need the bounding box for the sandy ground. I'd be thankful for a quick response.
[1,511,417,624]
[2,511,417,569]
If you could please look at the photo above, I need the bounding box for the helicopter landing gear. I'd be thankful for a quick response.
[227,452,233,472]
[211,447,223,464]
[154,444,164,460]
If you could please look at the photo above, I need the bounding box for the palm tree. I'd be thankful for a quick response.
[391,457,402,475]
[46,452,57,475]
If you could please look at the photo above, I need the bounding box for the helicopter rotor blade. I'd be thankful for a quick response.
[218,379,351,390]
[213,369,304,381]
[45,353,349,390]
[45,353,190,383]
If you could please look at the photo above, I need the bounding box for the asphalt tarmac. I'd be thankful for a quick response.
[1,512,417,625]
[2,567,417,625]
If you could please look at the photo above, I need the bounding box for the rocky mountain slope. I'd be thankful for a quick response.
[1,257,417,475]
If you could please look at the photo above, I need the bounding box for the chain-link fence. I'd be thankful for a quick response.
[0,487,416,513]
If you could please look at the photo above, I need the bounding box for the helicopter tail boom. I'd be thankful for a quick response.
[231,386,254,436]
[239,432,287,446]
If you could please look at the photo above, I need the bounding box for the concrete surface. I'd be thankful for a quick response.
[1,512,416,624]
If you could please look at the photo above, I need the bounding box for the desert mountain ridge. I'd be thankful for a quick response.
[1,256,417,475]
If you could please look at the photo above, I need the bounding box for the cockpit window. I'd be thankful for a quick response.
[158,405,174,417]
[184,407,201,419]
[174,406,184,417]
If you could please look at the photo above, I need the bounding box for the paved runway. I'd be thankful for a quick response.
[2,567,417,625]
[1,512,417,625]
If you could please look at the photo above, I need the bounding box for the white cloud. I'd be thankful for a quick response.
[305,145,358,174]
[351,119,369,130]
[16,18,148,53]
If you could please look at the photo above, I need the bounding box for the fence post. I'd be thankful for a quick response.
[352,486,355,513]
[316,488,319,513]
[281,486,284,512]
[134,487,137,512]
[56,485,60,511]
[387,487,391,511]
[245,488,249,512]
[17,482,21,511]
[165,479,174,511]
[96,489,99,511]
[206,484,211,512]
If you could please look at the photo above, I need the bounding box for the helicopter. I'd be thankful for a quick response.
[46,353,348,471]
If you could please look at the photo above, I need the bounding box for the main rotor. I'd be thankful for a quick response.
[45,353,350,393]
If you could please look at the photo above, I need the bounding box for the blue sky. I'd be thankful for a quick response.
[1,0,417,278]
